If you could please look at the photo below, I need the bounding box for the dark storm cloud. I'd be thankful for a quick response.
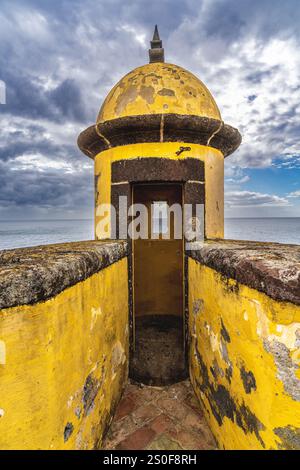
[0,163,92,208]
[50,79,88,122]
[1,68,87,123]
[195,0,300,44]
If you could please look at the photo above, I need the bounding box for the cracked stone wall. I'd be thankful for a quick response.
[188,244,300,450]
[0,242,129,450]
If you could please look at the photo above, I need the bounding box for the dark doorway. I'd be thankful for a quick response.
[130,183,187,385]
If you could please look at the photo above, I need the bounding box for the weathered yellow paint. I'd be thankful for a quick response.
[0,259,129,450]
[97,63,221,123]
[94,143,224,239]
[204,151,224,238]
[188,258,300,450]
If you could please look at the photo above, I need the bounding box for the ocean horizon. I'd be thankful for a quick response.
[0,217,299,250]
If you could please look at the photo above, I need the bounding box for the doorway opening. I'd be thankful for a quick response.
[130,183,187,385]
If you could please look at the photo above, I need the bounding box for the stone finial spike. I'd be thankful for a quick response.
[149,25,165,63]
[153,25,160,41]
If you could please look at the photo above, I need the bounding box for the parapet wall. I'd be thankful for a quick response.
[0,241,129,450]
[188,240,300,450]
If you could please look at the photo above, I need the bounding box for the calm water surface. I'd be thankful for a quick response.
[225,217,300,245]
[0,218,299,250]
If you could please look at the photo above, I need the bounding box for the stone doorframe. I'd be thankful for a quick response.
[110,156,205,369]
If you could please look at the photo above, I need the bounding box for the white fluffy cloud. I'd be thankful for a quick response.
[287,190,300,198]
[225,190,290,207]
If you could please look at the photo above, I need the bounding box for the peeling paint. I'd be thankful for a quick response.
[91,306,102,330]
[274,425,300,450]
[192,299,204,315]
[111,341,126,375]
[0,258,129,449]
[64,423,74,442]
[189,258,300,450]
[194,342,265,447]
[97,62,221,123]
[82,374,101,417]
[140,85,155,104]
[0,341,5,365]
[264,339,300,402]
[157,88,175,96]
[75,407,81,420]
[220,319,230,343]
[240,366,257,394]
[115,85,138,116]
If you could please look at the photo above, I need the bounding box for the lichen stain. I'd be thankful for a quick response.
[0,341,6,365]
[157,88,175,97]
[193,298,204,315]
[140,85,155,104]
[220,275,239,295]
[75,406,81,419]
[115,85,138,115]
[90,306,102,331]
[296,329,300,348]
[240,366,257,394]
[274,425,300,450]
[194,342,265,447]
[225,364,233,384]
[97,62,221,122]
[64,422,74,442]
[94,175,100,205]
[189,258,300,450]
[142,72,162,82]
[111,341,126,375]
[264,339,300,402]
[220,319,231,343]
[210,358,224,379]
[184,85,198,98]
[82,374,100,416]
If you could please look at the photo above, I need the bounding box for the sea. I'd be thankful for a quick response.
[0,218,299,250]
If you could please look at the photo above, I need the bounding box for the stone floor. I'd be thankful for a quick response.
[130,316,187,385]
[103,380,217,450]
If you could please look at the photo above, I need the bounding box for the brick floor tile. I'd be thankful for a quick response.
[132,403,161,425]
[114,396,136,421]
[166,429,208,450]
[182,410,208,432]
[116,426,156,450]
[184,392,205,415]
[104,414,139,448]
[156,397,189,421]
[133,386,164,403]
[149,414,174,434]
[146,434,183,450]
[167,381,190,400]
[103,379,216,450]
[123,383,142,396]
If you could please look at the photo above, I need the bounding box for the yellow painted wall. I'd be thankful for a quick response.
[0,258,129,450]
[94,142,224,240]
[188,257,300,450]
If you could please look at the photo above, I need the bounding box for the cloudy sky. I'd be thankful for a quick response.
[0,0,300,220]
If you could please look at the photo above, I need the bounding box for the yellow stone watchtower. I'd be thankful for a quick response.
[78,26,241,385]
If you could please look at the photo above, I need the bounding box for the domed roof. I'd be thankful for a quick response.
[78,26,241,160]
[97,62,221,124]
